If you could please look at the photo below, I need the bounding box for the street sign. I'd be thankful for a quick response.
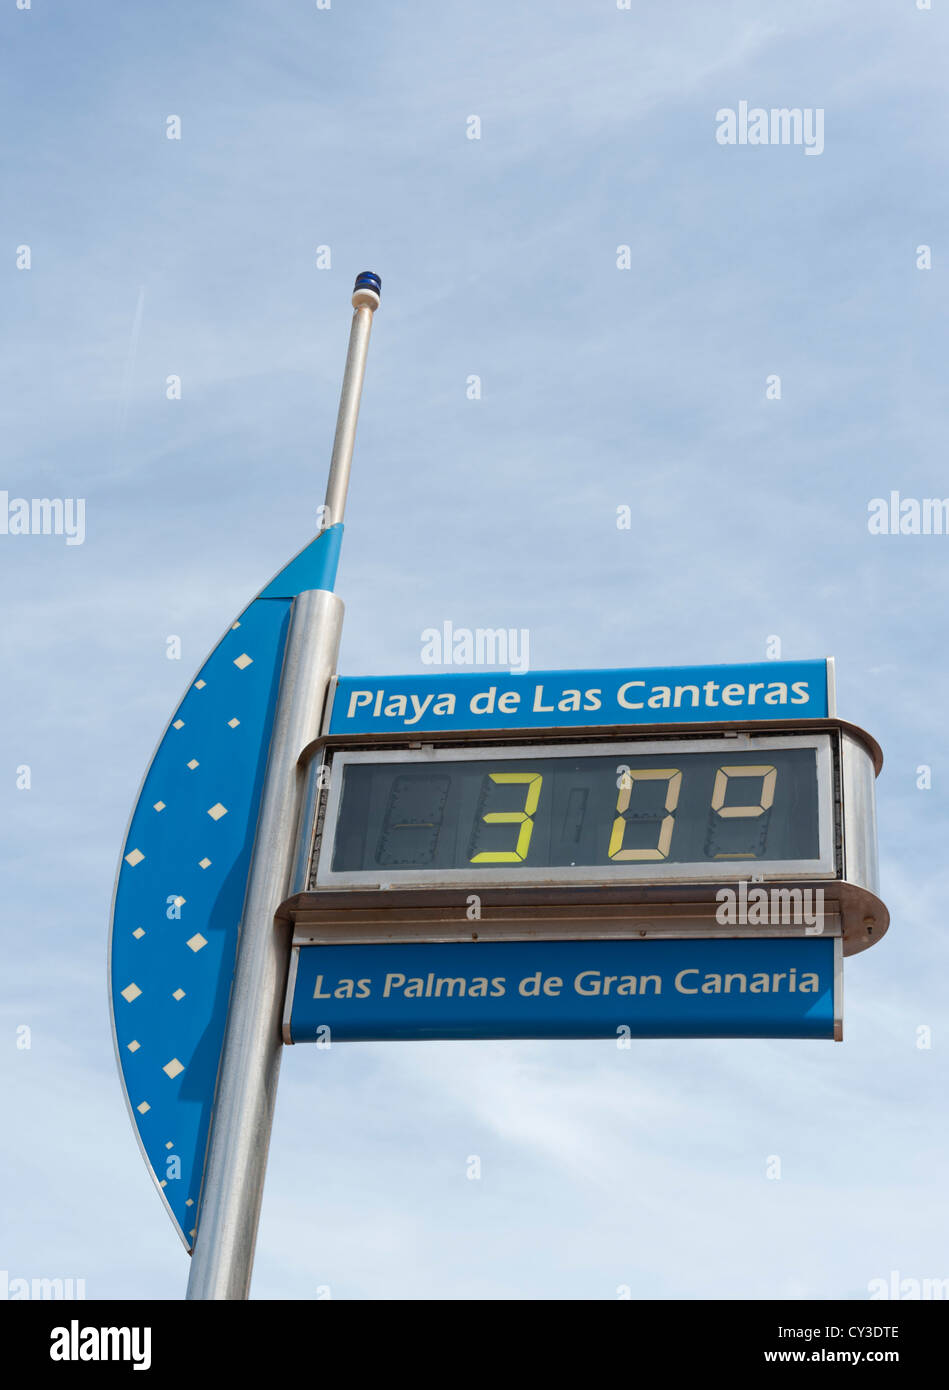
[109,273,889,1304]
[284,937,840,1041]
[327,659,832,736]
[281,662,885,960]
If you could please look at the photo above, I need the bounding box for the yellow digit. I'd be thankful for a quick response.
[711,765,776,817]
[470,772,543,863]
[609,769,681,861]
[710,763,777,858]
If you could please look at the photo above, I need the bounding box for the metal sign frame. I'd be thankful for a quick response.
[310,732,837,889]
[280,715,886,956]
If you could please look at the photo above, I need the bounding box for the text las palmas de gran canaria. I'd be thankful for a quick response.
[311,966,822,1001]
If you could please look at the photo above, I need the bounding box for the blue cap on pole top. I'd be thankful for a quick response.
[354,271,382,296]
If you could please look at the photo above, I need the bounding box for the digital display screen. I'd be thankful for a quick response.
[323,742,824,879]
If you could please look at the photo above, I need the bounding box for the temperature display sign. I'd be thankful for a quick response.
[313,734,835,888]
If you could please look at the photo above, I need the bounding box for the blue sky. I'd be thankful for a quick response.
[2,0,948,1299]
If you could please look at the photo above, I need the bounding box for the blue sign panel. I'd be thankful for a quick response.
[328,660,830,736]
[286,937,837,1041]
[109,526,344,1250]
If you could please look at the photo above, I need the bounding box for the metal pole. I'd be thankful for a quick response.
[186,273,381,1300]
[322,272,382,529]
[185,592,342,1300]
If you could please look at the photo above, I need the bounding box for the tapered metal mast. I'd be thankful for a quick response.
[322,273,381,528]
[186,273,381,1300]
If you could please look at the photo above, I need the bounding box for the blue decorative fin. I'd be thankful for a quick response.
[108,525,342,1249]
